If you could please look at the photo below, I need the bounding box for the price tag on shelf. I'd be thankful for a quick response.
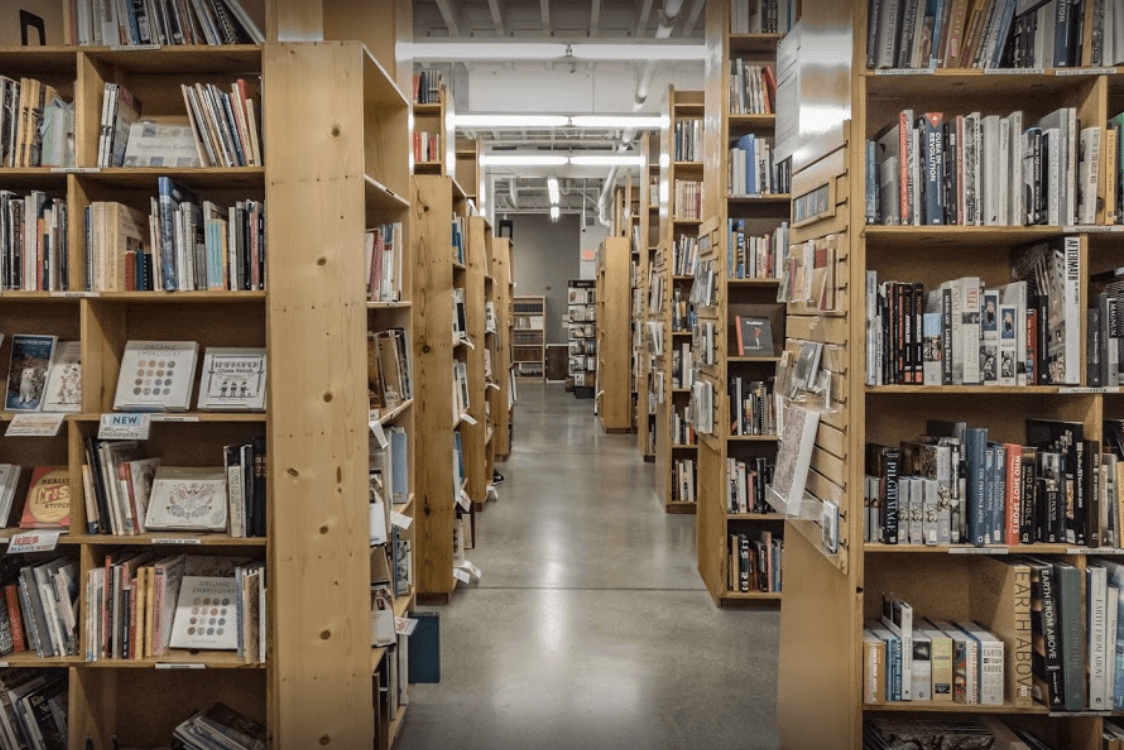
[1057,67,1116,75]
[1063,225,1124,233]
[110,43,161,51]
[874,68,934,75]
[390,511,412,530]
[5,413,65,437]
[461,413,478,426]
[150,415,200,423]
[99,413,152,440]
[8,531,61,554]
[49,290,100,298]
[452,568,471,584]
[395,617,418,636]
[949,547,1009,555]
[456,489,472,511]
[984,67,1043,75]
[50,167,100,173]
[150,537,203,545]
[155,662,205,670]
[1059,387,1122,394]
[369,413,388,449]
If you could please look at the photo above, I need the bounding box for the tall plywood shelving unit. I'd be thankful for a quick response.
[492,238,515,461]
[596,237,632,433]
[694,3,791,604]
[656,87,705,515]
[512,296,546,380]
[637,133,661,461]
[464,216,492,513]
[412,84,455,178]
[0,9,417,744]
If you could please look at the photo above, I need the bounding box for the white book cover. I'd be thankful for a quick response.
[114,341,199,412]
[41,340,81,413]
[196,347,266,411]
[982,115,1001,225]
[999,281,1028,386]
[998,116,1010,226]
[1080,127,1101,226]
[126,457,161,535]
[169,576,239,650]
[881,594,913,701]
[998,304,1018,387]
[959,278,982,385]
[144,467,228,532]
[1043,127,1061,226]
[1009,111,1024,226]
[1089,564,1109,710]
[1063,237,1082,383]
[769,403,820,514]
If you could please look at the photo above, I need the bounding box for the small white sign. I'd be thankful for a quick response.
[457,489,472,511]
[1057,67,1116,75]
[149,415,200,423]
[1059,387,1123,395]
[369,415,389,449]
[395,617,418,636]
[150,537,203,545]
[50,166,100,173]
[949,547,1009,555]
[6,413,65,437]
[99,413,152,440]
[155,662,206,670]
[874,68,934,76]
[49,290,100,298]
[391,511,413,530]
[461,413,478,426]
[983,67,1043,75]
[8,530,62,554]
[1063,225,1124,233]
[460,561,482,580]
[110,43,161,51]
[452,568,471,584]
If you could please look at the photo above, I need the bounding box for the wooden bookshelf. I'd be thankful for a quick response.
[482,229,498,494]
[695,3,790,605]
[513,296,546,380]
[637,133,661,461]
[492,238,515,461]
[596,237,632,433]
[568,280,598,398]
[465,216,490,512]
[412,84,455,178]
[456,137,486,211]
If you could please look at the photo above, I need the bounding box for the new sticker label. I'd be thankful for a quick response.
[99,413,152,440]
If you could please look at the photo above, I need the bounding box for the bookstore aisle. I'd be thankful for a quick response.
[396,383,780,750]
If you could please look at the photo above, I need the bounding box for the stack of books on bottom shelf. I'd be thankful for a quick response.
[727,457,776,514]
[729,376,776,436]
[0,557,79,658]
[672,458,696,504]
[864,717,1062,750]
[87,554,265,664]
[0,668,68,749]
[727,530,781,593]
[173,703,266,750]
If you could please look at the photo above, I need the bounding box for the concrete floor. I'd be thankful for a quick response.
[396,383,781,750]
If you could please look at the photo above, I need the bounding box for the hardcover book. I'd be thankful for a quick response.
[5,334,56,412]
[736,316,774,357]
[19,466,69,530]
[113,340,199,412]
[169,576,239,650]
[143,467,228,532]
[769,403,821,514]
[197,347,266,411]
[40,340,80,413]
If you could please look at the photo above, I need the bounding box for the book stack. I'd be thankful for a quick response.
[729,134,783,196]
[727,456,776,514]
[0,669,69,748]
[366,223,404,302]
[452,215,466,264]
[672,235,699,276]
[727,220,788,280]
[180,80,263,168]
[864,417,1111,549]
[674,180,703,221]
[673,458,697,504]
[674,118,702,161]
[0,77,72,168]
[139,179,265,292]
[726,530,782,592]
[413,69,443,104]
[867,109,1098,227]
[730,0,797,34]
[866,239,1081,387]
[672,402,696,446]
[0,556,79,658]
[85,201,147,292]
[367,328,413,410]
[671,341,695,390]
[173,703,267,750]
[863,718,1049,749]
[0,192,69,292]
[97,83,141,168]
[68,0,264,45]
[413,131,439,163]
[729,376,776,436]
[729,60,776,115]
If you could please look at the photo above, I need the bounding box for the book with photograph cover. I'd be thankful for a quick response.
[736,316,775,357]
[5,334,56,412]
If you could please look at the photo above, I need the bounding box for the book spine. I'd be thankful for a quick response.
[1039,563,1066,708]
[1006,443,1022,546]
[967,427,988,546]
[4,585,24,653]
[1058,563,1085,710]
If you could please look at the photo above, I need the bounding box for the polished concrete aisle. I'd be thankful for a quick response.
[396,384,780,750]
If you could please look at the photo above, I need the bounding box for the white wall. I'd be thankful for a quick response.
[509,214,581,345]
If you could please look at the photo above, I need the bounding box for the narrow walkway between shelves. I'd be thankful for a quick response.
[396,383,781,750]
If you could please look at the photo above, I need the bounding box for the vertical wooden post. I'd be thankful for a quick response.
[465,218,488,507]
[264,42,373,749]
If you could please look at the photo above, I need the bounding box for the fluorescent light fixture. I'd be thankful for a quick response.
[550,206,561,221]
[569,43,706,61]
[457,114,570,128]
[570,155,646,167]
[569,115,665,129]
[547,178,560,205]
[407,42,569,60]
[481,154,569,167]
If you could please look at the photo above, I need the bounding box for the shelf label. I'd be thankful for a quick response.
[452,568,471,584]
[1063,225,1124,233]
[456,489,472,511]
[949,547,1009,555]
[1056,67,1115,75]
[461,413,478,426]
[6,413,65,437]
[49,166,100,173]
[984,67,1043,75]
[9,531,61,554]
[369,413,389,449]
[1059,387,1122,394]
[110,43,161,51]
[149,415,199,423]
[390,511,413,530]
[150,537,203,545]
[155,662,205,670]
[395,617,418,636]
[99,413,152,440]
[874,68,934,75]
[49,290,100,298]
[1070,547,1124,555]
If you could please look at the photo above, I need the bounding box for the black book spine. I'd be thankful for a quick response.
[1038,294,1050,384]
[253,436,266,537]
[1020,451,1036,544]
[941,287,954,384]
[867,0,884,68]
[884,448,901,544]
[85,437,110,535]
[1075,439,1088,546]
[1087,442,1100,548]
[1090,306,1104,387]
[898,0,919,68]
[1033,562,1067,709]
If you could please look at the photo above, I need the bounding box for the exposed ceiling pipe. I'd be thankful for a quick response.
[507,177,519,209]
[596,0,684,227]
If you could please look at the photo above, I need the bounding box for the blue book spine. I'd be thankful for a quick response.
[727,219,734,278]
[157,177,178,291]
[929,0,947,68]
[1055,0,1071,67]
[745,135,756,196]
[866,140,878,224]
[921,113,945,225]
[966,427,989,546]
[989,0,1018,69]
[993,444,1006,544]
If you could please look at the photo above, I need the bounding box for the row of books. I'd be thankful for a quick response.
[1091,290,1124,387]
[730,0,797,34]
[367,328,413,412]
[726,530,782,592]
[671,342,696,391]
[865,416,1124,548]
[86,194,264,292]
[868,108,1098,227]
[0,192,68,292]
[69,0,263,46]
[729,134,784,197]
[729,60,775,116]
[672,457,697,504]
[366,223,404,303]
[413,69,443,105]
[727,219,788,280]
[0,557,78,659]
[180,80,263,168]
[412,131,440,164]
[670,286,691,332]
[693,320,717,368]
[0,668,68,750]
[674,180,703,221]
[174,703,267,750]
[671,235,699,277]
[864,240,1081,387]
[674,118,702,162]
[730,376,776,437]
[452,214,465,264]
[80,438,265,538]
[864,717,1062,750]
[87,554,264,664]
[727,456,776,514]
[0,77,71,169]
[671,403,696,446]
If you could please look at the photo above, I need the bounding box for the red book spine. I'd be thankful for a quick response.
[735,315,745,356]
[1005,443,1023,546]
[5,584,25,652]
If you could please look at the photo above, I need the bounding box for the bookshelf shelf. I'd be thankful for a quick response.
[864,543,1078,555]
[88,652,267,669]
[87,167,266,189]
[728,513,784,521]
[728,278,782,288]
[720,591,782,602]
[866,386,1066,395]
[70,533,268,546]
[367,301,413,310]
[366,175,411,211]
[863,225,1068,247]
[82,44,264,72]
[728,435,779,442]
[513,296,546,380]
[0,654,82,667]
[377,399,413,425]
[729,114,778,129]
[865,702,1051,715]
[727,193,792,204]
[667,501,699,514]
[728,33,783,54]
